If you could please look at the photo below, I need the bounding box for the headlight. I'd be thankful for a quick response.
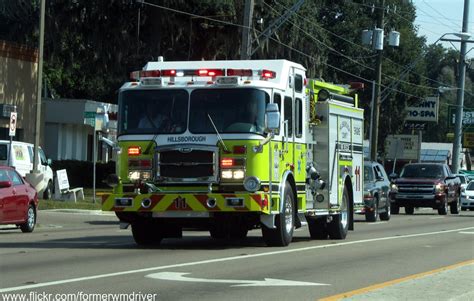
[435,183,444,193]
[243,176,261,192]
[221,169,245,180]
[128,170,152,181]
[233,169,245,180]
[221,170,233,179]
[390,183,398,191]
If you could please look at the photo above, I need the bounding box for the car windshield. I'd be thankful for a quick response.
[399,165,444,178]
[118,89,188,135]
[467,182,474,190]
[189,88,269,135]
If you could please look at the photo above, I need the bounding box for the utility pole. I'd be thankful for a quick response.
[240,0,254,60]
[370,0,384,162]
[451,0,470,173]
[33,0,45,173]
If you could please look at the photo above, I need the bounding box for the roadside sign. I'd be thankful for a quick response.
[405,97,439,123]
[385,135,420,160]
[9,112,17,137]
[464,132,474,148]
[84,111,96,127]
[448,106,474,131]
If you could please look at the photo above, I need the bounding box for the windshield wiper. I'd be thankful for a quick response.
[207,114,229,153]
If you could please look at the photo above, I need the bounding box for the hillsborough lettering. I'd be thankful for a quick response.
[167,136,206,143]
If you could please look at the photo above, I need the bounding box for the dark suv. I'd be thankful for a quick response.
[390,163,461,215]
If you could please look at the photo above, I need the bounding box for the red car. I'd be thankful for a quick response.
[0,166,38,232]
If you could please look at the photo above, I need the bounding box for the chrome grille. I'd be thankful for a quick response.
[397,184,434,195]
[156,145,218,183]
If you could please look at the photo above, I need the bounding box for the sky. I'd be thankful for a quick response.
[413,0,473,57]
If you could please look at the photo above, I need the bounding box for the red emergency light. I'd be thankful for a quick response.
[261,69,276,79]
[198,69,224,77]
[128,146,141,156]
[162,69,177,76]
[220,158,234,167]
[141,70,161,78]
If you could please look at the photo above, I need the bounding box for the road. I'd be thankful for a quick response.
[0,209,473,301]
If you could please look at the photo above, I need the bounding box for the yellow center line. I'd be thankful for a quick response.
[319,259,474,301]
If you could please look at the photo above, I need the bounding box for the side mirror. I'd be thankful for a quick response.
[47,158,52,166]
[265,103,280,132]
[389,173,398,180]
[0,180,12,188]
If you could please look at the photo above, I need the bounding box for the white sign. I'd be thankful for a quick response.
[146,272,328,287]
[9,112,17,137]
[405,97,439,122]
[56,169,70,191]
[385,135,419,160]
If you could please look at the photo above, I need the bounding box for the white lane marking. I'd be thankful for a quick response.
[0,226,473,293]
[459,231,474,235]
[146,272,328,287]
[430,217,445,220]
[366,222,388,225]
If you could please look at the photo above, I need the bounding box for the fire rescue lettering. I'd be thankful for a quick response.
[167,136,206,143]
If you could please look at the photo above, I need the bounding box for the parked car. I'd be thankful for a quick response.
[0,140,54,199]
[361,161,391,222]
[461,181,474,211]
[0,166,38,232]
[390,163,461,215]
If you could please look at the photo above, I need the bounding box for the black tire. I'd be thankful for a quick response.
[450,196,460,214]
[43,180,53,200]
[20,204,36,233]
[438,196,448,215]
[392,204,400,214]
[327,185,349,239]
[131,220,163,246]
[308,217,328,239]
[405,206,414,215]
[365,197,379,222]
[461,207,467,211]
[380,201,391,221]
[262,182,295,247]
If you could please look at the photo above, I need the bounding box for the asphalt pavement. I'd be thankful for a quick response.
[0,208,473,301]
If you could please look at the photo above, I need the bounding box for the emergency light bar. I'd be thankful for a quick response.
[130,68,277,81]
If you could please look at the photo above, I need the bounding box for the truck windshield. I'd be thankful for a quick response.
[118,89,188,135]
[189,88,269,135]
[400,165,444,178]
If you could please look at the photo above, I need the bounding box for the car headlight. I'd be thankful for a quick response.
[243,176,261,192]
[233,169,245,180]
[390,183,398,191]
[435,183,444,193]
[221,169,233,179]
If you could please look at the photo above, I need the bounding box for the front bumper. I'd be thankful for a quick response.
[391,193,445,208]
[461,196,474,208]
[102,192,270,216]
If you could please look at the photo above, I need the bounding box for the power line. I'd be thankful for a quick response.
[421,0,461,29]
[136,1,432,101]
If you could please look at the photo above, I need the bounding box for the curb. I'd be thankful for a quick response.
[42,209,115,216]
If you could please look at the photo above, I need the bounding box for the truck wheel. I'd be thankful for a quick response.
[131,220,162,246]
[365,197,379,222]
[20,204,36,233]
[308,217,328,239]
[449,196,460,214]
[461,207,467,211]
[438,197,448,215]
[380,201,391,221]
[405,206,414,215]
[327,185,349,239]
[43,180,53,200]
[262,182,295,246]
[392,204,400,214]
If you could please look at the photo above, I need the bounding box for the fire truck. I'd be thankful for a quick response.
[102,59,364,246]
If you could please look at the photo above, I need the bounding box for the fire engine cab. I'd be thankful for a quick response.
[102,59,364,246]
